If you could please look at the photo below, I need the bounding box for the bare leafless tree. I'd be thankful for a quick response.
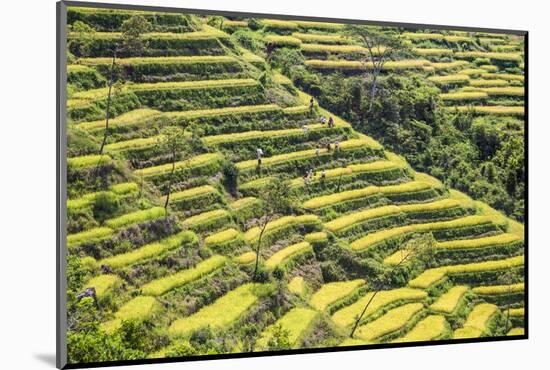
[349,233,436,338]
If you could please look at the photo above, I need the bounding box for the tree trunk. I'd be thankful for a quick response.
[99,50,117,155]
[337,172,344,192]
[164,153,176,215]
[350,290,380,338]
[504,285,512,333]
[349,251,411,338]
[253,217,269,280]
[368,69,380,112]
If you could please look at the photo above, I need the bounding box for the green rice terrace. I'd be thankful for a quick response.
[65,6,526,364]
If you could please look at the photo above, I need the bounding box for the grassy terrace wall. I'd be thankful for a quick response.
[68,29,230,57]
[68,79,267,122]
[65,12,524,361]
[79,56,245,82]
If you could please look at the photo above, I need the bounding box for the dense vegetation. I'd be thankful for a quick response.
[64,6,525,365]
[268,40,524,221]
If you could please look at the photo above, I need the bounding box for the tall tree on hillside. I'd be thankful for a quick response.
[98,15,152,155]
[498,269,520,335]
[160,127,192,215]
[349,233,436,338]
[345,25,408,114]
[252,178,295,281]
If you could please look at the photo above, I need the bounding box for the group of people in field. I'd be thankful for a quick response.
[256,97,339,186]
[303,167,326,187]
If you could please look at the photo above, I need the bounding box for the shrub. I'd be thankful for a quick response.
[221,161,239,195]
[229,197,262,224]
[67,64,106,90]
[93,192,120,222]
[68,183,138,210]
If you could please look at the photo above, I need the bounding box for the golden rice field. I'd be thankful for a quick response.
[64,8,525,365]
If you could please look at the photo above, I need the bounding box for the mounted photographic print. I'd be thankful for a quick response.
[56,1,527,368]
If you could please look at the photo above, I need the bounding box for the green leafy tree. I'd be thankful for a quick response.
[68,21,95,61]
[165,341,197,357]
[345,25,409,113]
[67,298,145,363]
[252,178,295,281]
[98,15,152,155]
[471,119,500,160]
[349,233,436,338]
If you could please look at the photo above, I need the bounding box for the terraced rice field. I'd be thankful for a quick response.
[64,6,525,365]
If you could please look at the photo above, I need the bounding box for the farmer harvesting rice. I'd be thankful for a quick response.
[257,147,263,166]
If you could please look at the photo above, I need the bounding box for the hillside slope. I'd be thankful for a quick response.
[65,7,525,364]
